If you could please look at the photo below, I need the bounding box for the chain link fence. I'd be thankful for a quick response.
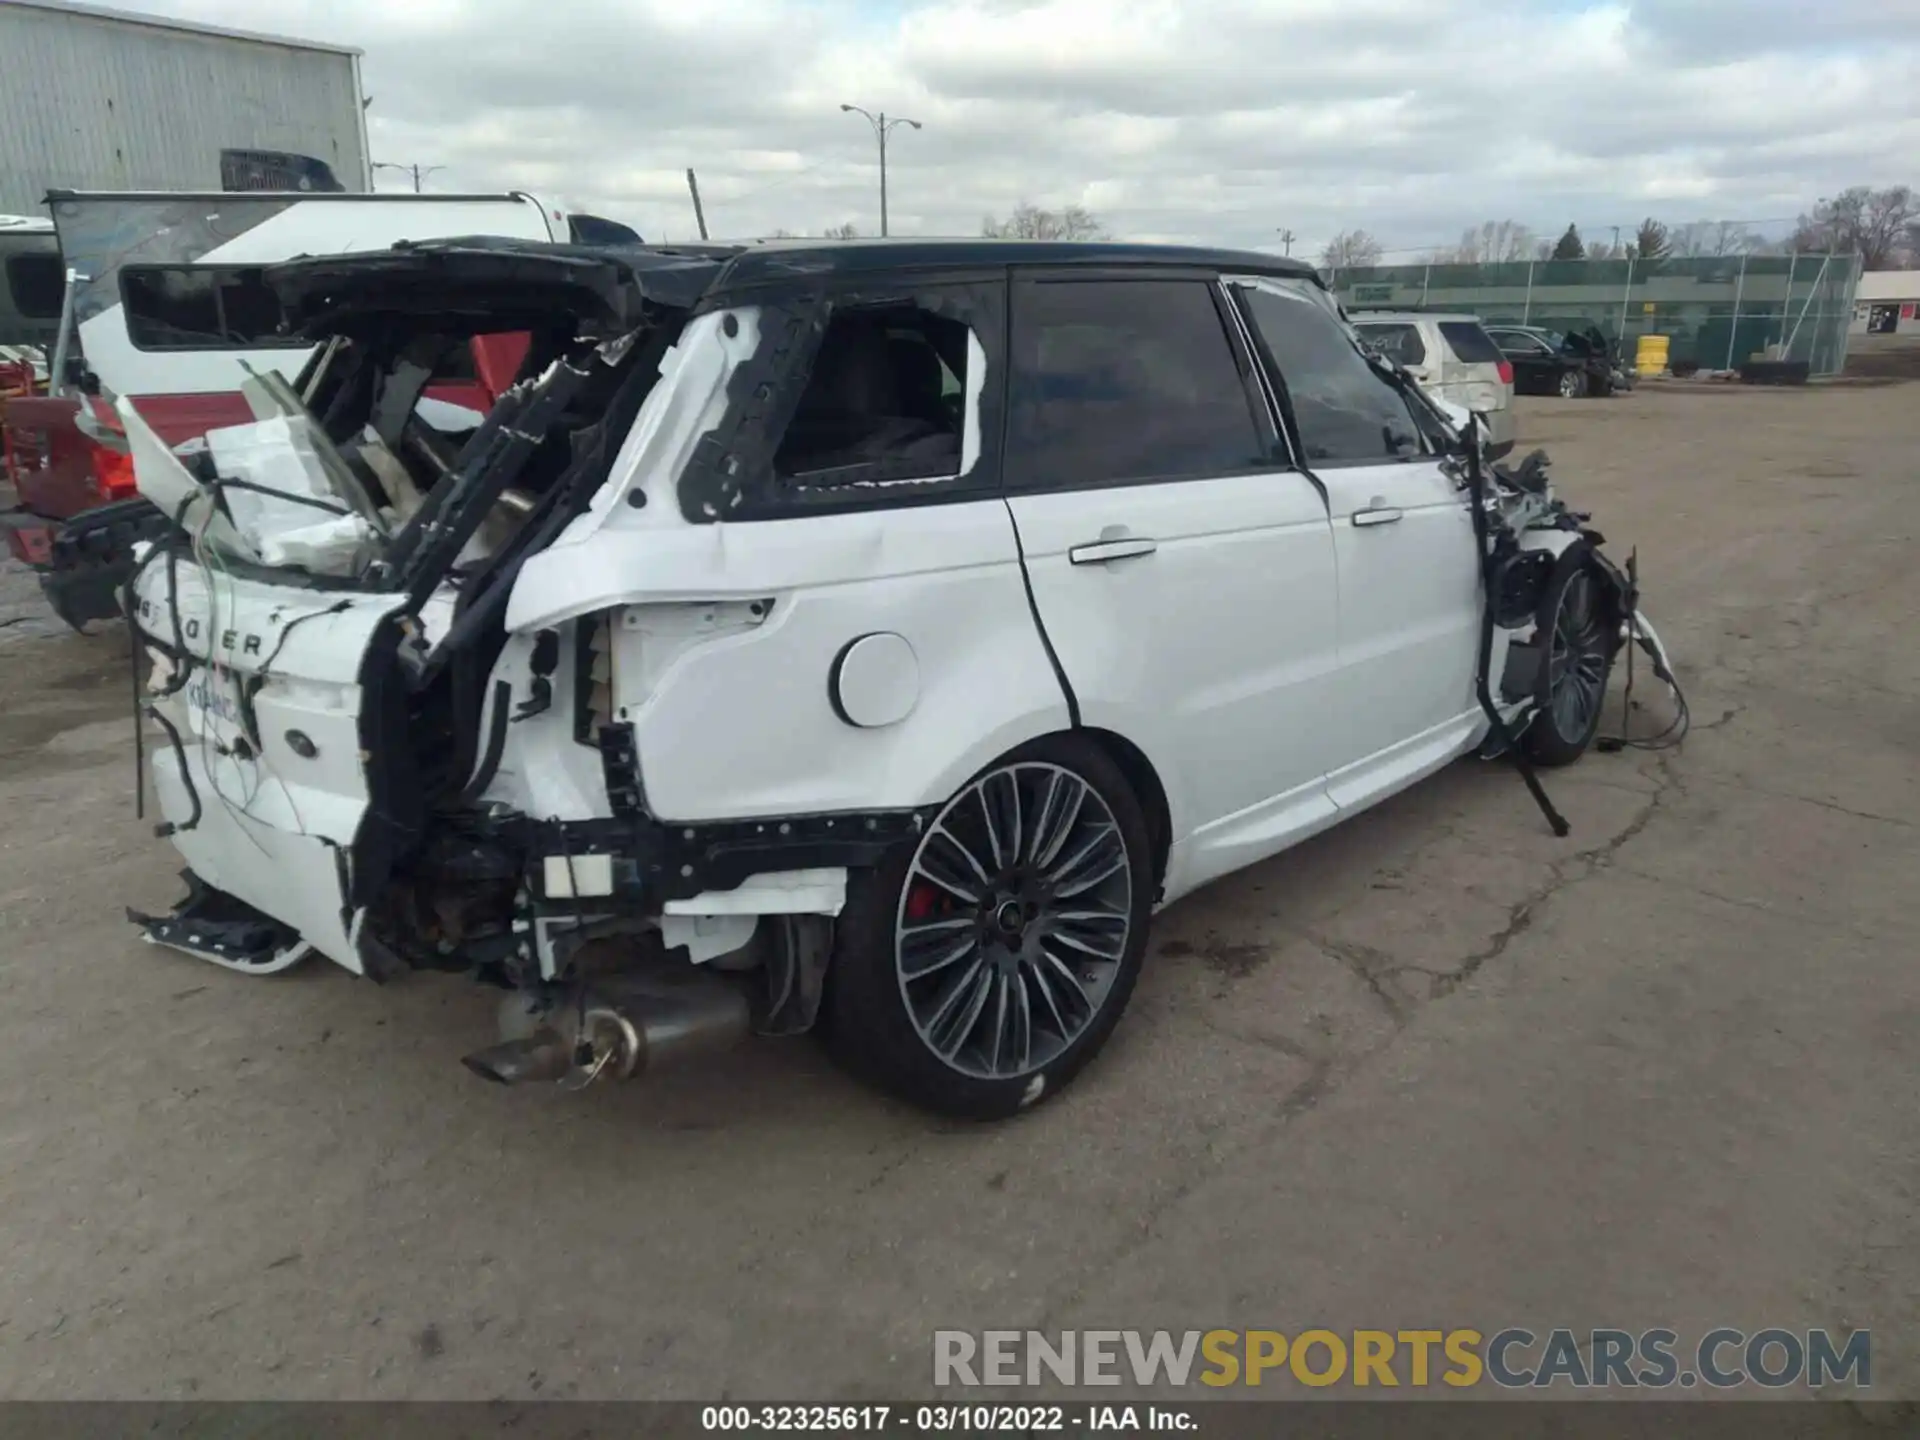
[1328,253,1863,376]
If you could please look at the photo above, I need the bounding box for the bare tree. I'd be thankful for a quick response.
[1790,186,1917,268]
[981,203,1109,241]
[822,221,861,240]
[1670,220,1759,258]
[1320,229,1383,270]
[1437,219,1534,264]
[1666,223,1705,257]
[1779,217,1828,254]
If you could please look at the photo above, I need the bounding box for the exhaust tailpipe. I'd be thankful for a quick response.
[462,1032,573,1086]
[460,968,750,1089]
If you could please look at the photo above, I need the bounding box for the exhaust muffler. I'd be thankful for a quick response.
[461,968,750,1089]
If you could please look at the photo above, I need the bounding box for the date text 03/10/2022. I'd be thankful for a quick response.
[701,1404,1193,1432]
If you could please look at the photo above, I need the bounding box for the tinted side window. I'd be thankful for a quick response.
[568,213,643,245]
[1235,284,1422,465]
[1438,321,1502,363]
[1007,279,1263,490]
[121,266,304,350]
[5,254,64,320]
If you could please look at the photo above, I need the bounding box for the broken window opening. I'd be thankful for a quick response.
[773,302,971,488]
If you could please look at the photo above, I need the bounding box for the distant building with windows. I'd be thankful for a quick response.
[1851,270,1920,336]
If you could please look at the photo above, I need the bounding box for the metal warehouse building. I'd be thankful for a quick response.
[1333,253,1863,377]
[0,0,369,217]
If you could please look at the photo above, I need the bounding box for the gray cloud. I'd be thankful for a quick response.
[147,0,1920,256]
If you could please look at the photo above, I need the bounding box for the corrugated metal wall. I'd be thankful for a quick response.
[0,2,367,217]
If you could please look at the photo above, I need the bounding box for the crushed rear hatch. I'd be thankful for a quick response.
[127,239,725,973]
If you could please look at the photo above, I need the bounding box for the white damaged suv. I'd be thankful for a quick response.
[123,237,1672,1118]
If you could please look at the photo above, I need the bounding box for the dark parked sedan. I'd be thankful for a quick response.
[1484,325,1615,398]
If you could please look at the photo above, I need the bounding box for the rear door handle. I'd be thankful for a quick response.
[1069,536,1159,565]
[1351,507,1405,528]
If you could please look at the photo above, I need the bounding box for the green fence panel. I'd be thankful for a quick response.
[1330,254,1862,375]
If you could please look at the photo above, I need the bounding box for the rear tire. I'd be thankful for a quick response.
[823,734,1154,1120]
[1521,549,1614,767]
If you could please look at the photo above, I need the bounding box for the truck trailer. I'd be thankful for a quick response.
[0,0,370,215]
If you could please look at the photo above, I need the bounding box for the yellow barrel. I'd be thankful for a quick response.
[1636,333,1670,374]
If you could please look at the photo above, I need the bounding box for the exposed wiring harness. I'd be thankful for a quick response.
[187,481,276,841]
[1597,553,1692,754]
[1603,652,1692,752]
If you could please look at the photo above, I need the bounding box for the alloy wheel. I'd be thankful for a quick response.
[1546,571,1609,742]
[894,762,1133,1080]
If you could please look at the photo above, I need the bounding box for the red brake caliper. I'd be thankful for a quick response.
[905,881,947,923]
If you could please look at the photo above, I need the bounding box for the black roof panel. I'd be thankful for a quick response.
[259,234,1324,337]
[262,238,729,336]
[705,237,1320,292]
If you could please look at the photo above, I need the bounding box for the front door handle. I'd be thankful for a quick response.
[1069,535,1159,565]
[1351,506,1405,528]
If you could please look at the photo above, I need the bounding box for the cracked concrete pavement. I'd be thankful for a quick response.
[0,382,1914,1401]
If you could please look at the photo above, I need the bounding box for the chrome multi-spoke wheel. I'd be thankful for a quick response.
[1545,570,1609,745]
[823,736,1151,1117]
[896,762,1133,1080]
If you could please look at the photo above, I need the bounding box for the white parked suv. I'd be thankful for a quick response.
[121,238,1670,1118]
[1350,312,1518,457]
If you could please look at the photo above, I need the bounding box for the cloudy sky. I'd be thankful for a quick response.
[147,0,1918,258]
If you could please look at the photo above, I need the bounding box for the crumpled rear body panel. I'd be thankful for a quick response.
[131,553,425,973]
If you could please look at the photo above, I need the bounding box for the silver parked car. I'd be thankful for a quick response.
[1352,313,1517,456]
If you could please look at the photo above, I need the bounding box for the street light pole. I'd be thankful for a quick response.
[372,161,445,193]
[840,104,921,237]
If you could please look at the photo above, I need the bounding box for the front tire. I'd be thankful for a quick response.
[823,735,1154,1119]
[1522,551,1614,767]
[1556,369,1588,399]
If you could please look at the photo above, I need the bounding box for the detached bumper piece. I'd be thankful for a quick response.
[40,498,171,632]
[129,871,314,976]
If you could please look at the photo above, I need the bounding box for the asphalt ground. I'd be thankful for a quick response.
[0,380,1912,1402]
